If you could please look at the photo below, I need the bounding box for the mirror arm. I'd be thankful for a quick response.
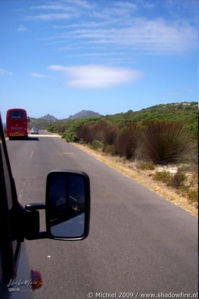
[26,231,49,240]
[24,203,49,240]
[25,203,46,211]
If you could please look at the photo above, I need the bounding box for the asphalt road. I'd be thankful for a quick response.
[7,131,198,299]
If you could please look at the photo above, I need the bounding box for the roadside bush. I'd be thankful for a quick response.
[184,123,198,140]
[114,128,139,159]
[76,124,93,143]
[48,124,56,132]
[189,172,198,187]
[186,145,198,171]
[153,171,172,184]
[140,121,190,164]
[187,190,198,203]
[48,122,71,134]
[103,126,119,148]
[104,145,115,155]
[93,122,108,142]
[77,121,108,144]
[138,161,155,170]
[62,121,81,142]
[168,169,187,188]
[91,140,103,150]
[62,128,78,142]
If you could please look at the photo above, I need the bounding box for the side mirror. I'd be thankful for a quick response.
[45,171,90,240]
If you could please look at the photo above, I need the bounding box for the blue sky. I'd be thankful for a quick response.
[0,0,198,121]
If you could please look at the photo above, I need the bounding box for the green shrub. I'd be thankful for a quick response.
[184,123,198,140]
[62,128,78,142]
[61,119,91,142]
[153,171,172,184]
[48,124,56,132]
[77,121,108,144]
[138,161,155,170]
[168,170,187,188]
[47,121,72,134]
[103,126,119,147]
[77,124,93,143]
[104,145,115,155]
[114,127,139,159]
[91,140,103,150]
[179,185,189,192]
[141,120,190,164]
[187,190,198,203]
[189,172,198,187]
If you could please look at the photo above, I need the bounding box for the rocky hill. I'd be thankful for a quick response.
[68,110,102,120]
[40,114,57,121]
[29,110,102,128]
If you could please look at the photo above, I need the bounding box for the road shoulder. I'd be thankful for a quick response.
[71,142,198,217]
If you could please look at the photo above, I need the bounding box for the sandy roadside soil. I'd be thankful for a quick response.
[71,142,198,217]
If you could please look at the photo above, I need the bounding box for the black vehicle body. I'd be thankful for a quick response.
[0,115,90,298]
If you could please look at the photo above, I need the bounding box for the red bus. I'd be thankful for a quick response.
[6,108,28,139]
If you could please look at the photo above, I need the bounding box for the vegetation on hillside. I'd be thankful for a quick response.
[47,102,198,164]
[47,102,198,207]
[47,101,198,165]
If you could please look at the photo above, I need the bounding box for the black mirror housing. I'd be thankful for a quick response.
[45,171,90,241]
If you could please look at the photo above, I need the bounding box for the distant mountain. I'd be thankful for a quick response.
[68,110,102,120]
[40,114,57,121]
[28,111,102,128]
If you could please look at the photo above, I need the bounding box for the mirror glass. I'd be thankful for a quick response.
[47,173,86,238]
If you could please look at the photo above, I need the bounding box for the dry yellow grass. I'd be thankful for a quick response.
[71,142,198,217]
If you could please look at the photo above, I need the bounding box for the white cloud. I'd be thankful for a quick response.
[115,1,137,10]
[30,4,72,11]
[29,13,74,20]
[31,72,53,78]
[17,25,28,32]
[0,68,13,76]
[56,18,197,55]
[48,66,66,72]
[61,0,93,9]
[26,1,197,55]
[48,65,142,89]
[28,1,87,20]
[52,21,112,30]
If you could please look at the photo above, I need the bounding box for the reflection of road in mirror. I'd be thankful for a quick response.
[50,213,85,238]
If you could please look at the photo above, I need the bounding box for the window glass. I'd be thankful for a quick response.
[9,110,24,119]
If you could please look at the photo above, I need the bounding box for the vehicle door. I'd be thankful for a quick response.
[0,117,32,299]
